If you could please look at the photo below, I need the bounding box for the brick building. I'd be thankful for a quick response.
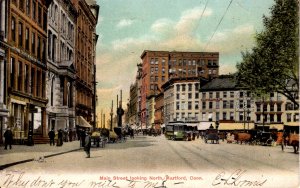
[71,0,99,128]
[0,0,9,143]
[6,0,51,142]
[140,50,219,128]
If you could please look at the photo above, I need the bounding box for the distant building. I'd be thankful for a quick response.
[140,50,219,128]
[162,77,200,125]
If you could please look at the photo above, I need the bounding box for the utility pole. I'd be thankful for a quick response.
[110,100,113,131]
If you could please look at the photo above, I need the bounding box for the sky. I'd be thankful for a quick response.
[94,0,275,125]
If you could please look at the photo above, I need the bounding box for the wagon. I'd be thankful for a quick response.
[204,129,219,144]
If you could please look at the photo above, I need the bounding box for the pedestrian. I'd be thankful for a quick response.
[48,129,55,146]
[84,131,91,158]
[4,127,13,150]
[80,129,86,147]
[64,128,69,142]
[57,129,63,146]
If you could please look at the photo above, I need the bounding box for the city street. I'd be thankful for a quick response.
[0,135,299,188]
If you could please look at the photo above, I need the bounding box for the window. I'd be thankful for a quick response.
[155,58,158,65]
[31,32,35,55]
[195,101,199,110]
[287,114,291,122]
[31,68,35,95]
[24,64,29,93]
[188,102,192,110]
[17,61,22,91]
[270,114,274,122]
[11,16,16,42]
[223,91,227,98]
[25,27,29,51]
[202,112,206,121]
[162,76,165,82]
[209,92,213,98]
[230,100,234,109]
[202,92,206,99]
[188,84,192,91]
[37,70,41,97]
[19,0,24,11]
[182,84,186,92]
[239,112,243,121]
[195,83,199,91]
[257,114,261,122]
[240,91,244,98]
[188,93,192,99]
[216,101,219,109]
[37,36,41,60]
[26,0,30,15]
[32,1,36,20]
[43,11,47,30]
[18,22,23,47]
[150,58,154,65]
[10,57,16,88]
[230,91,234,98]
[270,103,274,111]
[181,102,185,110]
[202,102,206,109]
[176,85,180,92]
[230,112,234,120]
[216,92,220,98]
[209,102,213,109]
[277,104,281,111]
[263,104,268,112]
[42,39,46,63]
[223,112,227,120]
[223,100,228,109]
[195,93,199,99]
[176,94,180,100]
[294,113,299,122]
[277,114,281,122]
[256,103,261,112]
[38,5,42,25]
[162,59,165,66]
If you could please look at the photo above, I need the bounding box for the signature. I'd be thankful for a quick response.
[212,169,267,187]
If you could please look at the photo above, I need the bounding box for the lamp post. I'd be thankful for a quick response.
[110,100,113,131]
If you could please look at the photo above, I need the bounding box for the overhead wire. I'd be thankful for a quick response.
[204,0,233,50]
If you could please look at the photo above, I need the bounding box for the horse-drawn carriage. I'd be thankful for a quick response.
[281,132,299,153]
[204,128,219,144]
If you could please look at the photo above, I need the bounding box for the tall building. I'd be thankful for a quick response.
[71,0,99,128]
[0,0,9,144]
[6,0,51,142]
[140,50,219,128]
[46,0,76,132]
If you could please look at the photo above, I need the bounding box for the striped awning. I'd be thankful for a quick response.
[76,116,92,128]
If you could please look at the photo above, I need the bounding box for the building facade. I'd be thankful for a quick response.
[46,0,76,132]
[128,82,138,126]
[162,77,200,124]
[140,50,219,128]
[71,0,98,128]
[7,0,51,142]
[0,0,9,144]
[154,92,164,128]
[199,75,299,132]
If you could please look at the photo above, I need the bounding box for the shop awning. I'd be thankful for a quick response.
[76,116,92,128]
[269,124,284,130]
[218,122,255,131]
[284,122,299,127]
[197,122,215,130]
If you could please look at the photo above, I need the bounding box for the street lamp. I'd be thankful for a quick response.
[110,100,113,131]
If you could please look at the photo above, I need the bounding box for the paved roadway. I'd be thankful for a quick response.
[0,135,299,188]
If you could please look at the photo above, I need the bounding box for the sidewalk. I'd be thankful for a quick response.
[0,140,82,170]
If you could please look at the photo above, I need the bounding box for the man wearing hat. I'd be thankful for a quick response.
[4,127,13,150]
[84,131,91,158]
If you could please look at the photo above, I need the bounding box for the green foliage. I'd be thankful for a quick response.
[237,0,299,106]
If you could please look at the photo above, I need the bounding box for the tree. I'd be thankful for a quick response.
[236,0,299,107]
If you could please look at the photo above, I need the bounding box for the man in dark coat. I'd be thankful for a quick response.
[84,131,91,158]
[4,127,13,150]
[57,129,63,146]
[48,129,55,146]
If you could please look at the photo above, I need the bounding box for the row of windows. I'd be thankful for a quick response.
[150,58,219,67]
[11,15,46,63]
[176,83,200,92]
[47,32,74,62]
[12,0,47,31]
[176,101,199,110]
[150,76,165,82]
[48,3,75,43]
[176,93,199,100]
[10,56,46,98]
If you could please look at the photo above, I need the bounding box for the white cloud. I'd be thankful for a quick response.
[116,19,134,28]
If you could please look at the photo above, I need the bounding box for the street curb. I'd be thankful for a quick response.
[0,148,82,171]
